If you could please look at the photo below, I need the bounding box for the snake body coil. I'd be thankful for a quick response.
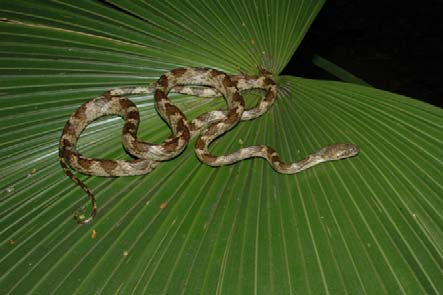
[59,67,359,224]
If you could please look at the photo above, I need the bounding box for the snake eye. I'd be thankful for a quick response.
[339,144,360,158]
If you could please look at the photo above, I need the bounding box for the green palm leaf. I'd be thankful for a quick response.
[1,1,441,294]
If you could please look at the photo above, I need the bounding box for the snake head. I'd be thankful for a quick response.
[321,143,360,160]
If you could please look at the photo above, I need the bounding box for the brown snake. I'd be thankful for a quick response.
[59,67,359,224]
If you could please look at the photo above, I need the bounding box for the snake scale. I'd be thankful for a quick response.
[59,67,359,224]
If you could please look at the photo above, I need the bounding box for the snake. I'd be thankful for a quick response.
[59,67,359,224]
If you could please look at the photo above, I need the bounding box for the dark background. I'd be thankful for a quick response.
[282,1,442,107]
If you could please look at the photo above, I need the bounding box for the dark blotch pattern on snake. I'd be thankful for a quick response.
[59,67,359,224]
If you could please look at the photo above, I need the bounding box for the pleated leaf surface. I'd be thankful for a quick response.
[0,1,441,294]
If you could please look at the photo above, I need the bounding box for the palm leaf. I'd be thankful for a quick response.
[1,1,441,294]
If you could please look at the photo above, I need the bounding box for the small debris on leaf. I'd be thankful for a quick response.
[28,168,38,176]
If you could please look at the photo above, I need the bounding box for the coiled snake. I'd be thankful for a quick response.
[59,67,359,224]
